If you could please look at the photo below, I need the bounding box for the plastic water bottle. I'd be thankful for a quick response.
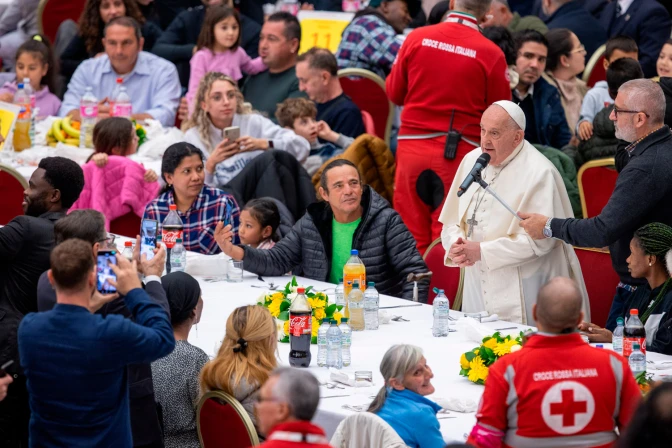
[23,78,36,142]
[317,320,330,367]
[111,78,132,118]
[347,280,365,331]
[363,282,379,330]
[326,319,342,369]
[335,278,345,307]
[80,86,98,148]
[612,317,624,356]
[343,249,366,298]
[121,241,134,262]
[13,84,31,150]
[629,343,646,378]
[432,289,450,337]
[339,318,351,367]
[170,238,186,272]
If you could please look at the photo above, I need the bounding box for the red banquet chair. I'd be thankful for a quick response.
[574,247,619,328]
[110,212,141,238]
[361,110,376,136]
[423,238,464,308]
[578,157,618,218]
[582,44,607,88]
[0,164,28,225]
[37,0,88,43]
[197,391,260,448]
[337,68,393,146]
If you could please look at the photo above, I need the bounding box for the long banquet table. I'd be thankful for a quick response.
[105,236,672,443]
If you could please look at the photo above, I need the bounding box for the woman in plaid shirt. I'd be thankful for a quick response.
[143,143,241,255]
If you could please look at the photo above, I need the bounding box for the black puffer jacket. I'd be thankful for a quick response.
[242,186,430,301]
[662,77,672,127]
[570,104,620,167]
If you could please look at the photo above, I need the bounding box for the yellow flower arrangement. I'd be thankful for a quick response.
[257,276,344,344]
[459,332,526,385]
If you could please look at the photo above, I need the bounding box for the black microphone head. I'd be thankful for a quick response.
[477,152,491,166]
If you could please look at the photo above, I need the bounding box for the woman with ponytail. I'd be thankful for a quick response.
[580,222,672,353]
[367,344,444,448]
[200,305,277,428]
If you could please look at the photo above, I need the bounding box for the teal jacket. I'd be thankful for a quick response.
[376,388,444,448]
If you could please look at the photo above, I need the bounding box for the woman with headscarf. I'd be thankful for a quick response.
[151,272,206,448]
[199,305,277,431]
[580,223,672,354]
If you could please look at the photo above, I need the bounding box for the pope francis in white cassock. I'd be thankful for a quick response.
[439,101,589,325]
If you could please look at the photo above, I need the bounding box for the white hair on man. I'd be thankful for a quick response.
[270,367,320,421]
[455,0,494,19]
[618,78,666,125]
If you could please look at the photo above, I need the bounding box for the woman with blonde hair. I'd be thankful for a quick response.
[183,72,309,187]
[200,305,278,426]
[368,344,444,448]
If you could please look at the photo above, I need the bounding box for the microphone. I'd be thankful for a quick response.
[457,153,491,197]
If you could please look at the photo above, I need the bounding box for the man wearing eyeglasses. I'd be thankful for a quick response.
[520,79,672,333]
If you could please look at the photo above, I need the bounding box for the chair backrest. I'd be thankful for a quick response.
[574,247,619,328]
[0,164,28,225]
[37,0,88,43]
[337,68,393,146]
[109,212,141,238]
[577,157,618,218]
[423,238,464,309]
[361,110,377,136]
[197,391,260,448]
[330,412,407,448]
[582,44,607,88]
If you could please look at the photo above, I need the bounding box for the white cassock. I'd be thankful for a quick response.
[438,140,589,324]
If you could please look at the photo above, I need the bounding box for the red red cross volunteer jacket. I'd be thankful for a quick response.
[468,333,641,448]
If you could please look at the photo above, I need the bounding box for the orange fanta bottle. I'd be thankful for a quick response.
[343,249,366,299]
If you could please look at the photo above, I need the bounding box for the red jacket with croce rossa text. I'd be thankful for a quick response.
[468,333,641,448]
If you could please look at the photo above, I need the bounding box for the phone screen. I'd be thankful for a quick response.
[97,251,117,294]
[141,219,158,261]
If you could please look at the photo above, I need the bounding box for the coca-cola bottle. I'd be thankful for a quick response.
[162,204,183,273]
[289,287,312,367]
[623,308,646,358]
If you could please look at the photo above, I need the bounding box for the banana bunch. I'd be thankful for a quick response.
[47,116,81,147]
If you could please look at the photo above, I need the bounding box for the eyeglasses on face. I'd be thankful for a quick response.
[612,105,650,118]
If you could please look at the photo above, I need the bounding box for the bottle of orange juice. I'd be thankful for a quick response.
[13,108,31,152]
[343,249,366,299]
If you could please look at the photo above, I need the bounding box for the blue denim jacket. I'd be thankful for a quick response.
[376,388,445,448]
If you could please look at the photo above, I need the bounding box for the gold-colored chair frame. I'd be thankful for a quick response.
[0,163,29,190]
[337,68,394,146]
[577,157,616,219]
[424,237,465,311]
[582,43,607,85]
[196,390,260,447]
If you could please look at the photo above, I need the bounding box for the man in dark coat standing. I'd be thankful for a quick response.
[598,0,672,78]
[541,0,607,60]
[0,157,84,447]
[214,159,430,301]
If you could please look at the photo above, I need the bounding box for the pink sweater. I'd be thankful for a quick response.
[186,47,266,113]
[71,156,160,229]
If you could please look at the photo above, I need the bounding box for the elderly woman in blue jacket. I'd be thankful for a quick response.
[368,344,445,448]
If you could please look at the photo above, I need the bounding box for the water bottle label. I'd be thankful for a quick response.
[623,337,646,358]
[80,104,98,119]
[289,314,312,336]
[342,0,361,12]
[112,103,132,117]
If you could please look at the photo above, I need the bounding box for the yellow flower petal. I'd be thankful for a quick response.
[460,353,470,370]
[283,320,290,336]
[314,308,326,321]
[333,311,342,325]
[494,339,517,356]
[483,338,498,350]
[311,318,320,337]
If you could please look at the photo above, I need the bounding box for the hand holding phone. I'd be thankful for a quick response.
[140,219,158,261]
[97,251,118,294]
[223,126,240,141]
[108,253,143,296]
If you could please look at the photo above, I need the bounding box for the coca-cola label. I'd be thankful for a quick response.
[623,337,646,358]
[112,103,132,118]
[162,229,183,249]
[80,104,98,119]
[289,314,312,337]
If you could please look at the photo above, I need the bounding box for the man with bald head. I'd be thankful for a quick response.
[439,100,588,324]
[521,79,672,331]
[469,277,642,448]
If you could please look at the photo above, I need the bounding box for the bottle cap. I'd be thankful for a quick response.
[339,278,343,283]
[596,344,603,348]
[116,77,123,83]
[124,241,132,247]
[632,343,640,350]
[175,238,182,243]
[341,317,348,322]
[297,287,305,293]
[439,289,445,294]
[367,281,375,287]
[17,83,23,89]
[169,204,177,211]
[616,317,624,324]
[350,249,359,255]
[352,280,359,288]
[630,309,639,315]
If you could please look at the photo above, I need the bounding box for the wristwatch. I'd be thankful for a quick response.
[268,140,274,149]
[543,218,553,238]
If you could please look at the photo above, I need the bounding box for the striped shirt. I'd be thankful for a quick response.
[143,186,240,255]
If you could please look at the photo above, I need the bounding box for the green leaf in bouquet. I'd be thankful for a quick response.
[278,311,289,321]
[326,304,337,315]
[481,347,495,359]
[459,368,469,376]
[336,305,344,311]
[292,277,298,287]
[280,336,289,343]
[311,336,317,344]
[305,286,314,294]
[465,352,476,362]
[280,301,290,312]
